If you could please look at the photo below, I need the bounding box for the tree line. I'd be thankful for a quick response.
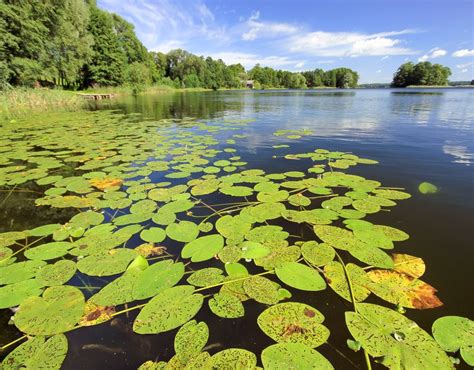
[0,0,359,91]
[391,62,451,87]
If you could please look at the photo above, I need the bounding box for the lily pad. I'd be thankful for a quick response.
[0,279,43,309]
[0,260,46,284]
[367,269,442,309]
[323,262,371,303]
[174,320,209,363]
[133,285,203,334]
[257,302,330,348]
[208,349,257,369]
[181,234,224,262]
[35,260,76,286]
[166,221,200,243]
[392,253,425,278]
[187,267,224,287]
[77,248,138,276]
[208,292,245,318]
[345,303,452,369]
[419,182,438,194]
[15,285,85,335]
[261,343,333,370]
[133,260,184,300]
[140,227,166,243]
[24,241,72,260]
[243,275,280,304]
[275,262,327,291]
[301,241,335,267]
[432,316,474,366]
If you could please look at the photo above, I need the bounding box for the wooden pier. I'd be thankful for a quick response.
[77,93,115,100]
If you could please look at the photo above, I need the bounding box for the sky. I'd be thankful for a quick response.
[98,0,474,83]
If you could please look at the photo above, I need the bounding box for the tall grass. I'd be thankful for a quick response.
[0,88,85,118]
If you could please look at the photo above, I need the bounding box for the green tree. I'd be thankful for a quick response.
[126,62,151,95]
[83,6,126,86]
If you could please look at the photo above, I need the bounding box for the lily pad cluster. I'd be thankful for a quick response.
[0,111,467,369]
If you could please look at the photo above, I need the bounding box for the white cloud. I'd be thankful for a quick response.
[286,29,418,57]
[316,60,335,64]
[208,52,302,69]
[99,0,227,52]
[295,62,305,68]
[381,56,389,60]
[418,47,447,62]
[376,69,382,73]
[461,69,468,73]
[241,11,299,41]
[456,62,474,69]
[452,49,474,57]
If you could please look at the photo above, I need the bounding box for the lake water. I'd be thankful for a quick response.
[1,88,473,369]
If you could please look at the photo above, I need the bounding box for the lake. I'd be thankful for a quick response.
[1,88,473,369]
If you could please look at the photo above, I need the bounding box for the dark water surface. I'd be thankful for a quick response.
[1,88,473,369]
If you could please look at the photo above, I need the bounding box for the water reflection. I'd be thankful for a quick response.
[443,141,474,166]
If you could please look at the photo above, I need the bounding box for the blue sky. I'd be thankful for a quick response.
[99,0,473,83]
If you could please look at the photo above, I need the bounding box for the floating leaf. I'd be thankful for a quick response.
[275,262,326,291]
[35,260,76,286]
[77,248,138,276]
[181,234,224,262]
[392,253,425,278]
[261,343,333,370]
[258,302,329,348]
[187,268,224,287]
[133,260,185,300]
[208,292,245,318]
[140,227,166,243]
[324,262,371,303]
[208,349,257,369]
[27,223,61,237]
[24,241,72,260]
[367,269,442,309]
[15,285,85,335]
[1,334,68,370]
[217,245,242,263]
[80,301,116,327]
[89,177,123,190]
[301,241,335,267]
[0,260,46,284]
[0,279,43,309]
[375,225,409,241]
[352,199,381,214]
[345,303,452,369]
[91,268,141,306]
[240,241,270,259]
[133,285,203,334]
[166,221,199,243]
[243,275,280,304]
[432,316,474,366]
[174,320,209,363]
[419,182,438,194]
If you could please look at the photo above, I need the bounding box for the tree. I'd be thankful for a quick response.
[126,62,151,95]
[83,6,126,86]
[392,62,451,87]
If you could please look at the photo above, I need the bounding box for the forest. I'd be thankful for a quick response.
[0,0,358,91]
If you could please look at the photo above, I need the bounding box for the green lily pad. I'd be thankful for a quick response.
[257,302,330,348]
[174,320,209,363]
[35,260,76,286]
[275,262,327,291]
[323,262,371,303]
[240,241,270,259]
[215,215,252,242]
[208,349,257,369]
[166,221,200,243]
[24,241,72,260]
[208,292,245,318]
[91,268,142,306]
[243,275,280,304]
[301,241,335,267]
[133,260,185,300]
[140,227,166,243]
[0,279,43,309]
[181,234,224,262]
[0,260,46,284]
[77,248,138,276]
[261,343,333,370]
[345,303,452,369]
[432,316,474,366]
[418,182,438,194]
[1,334,68,370]
[15,285,85,335]
[133,285,203,334]
[28,224,61,237]
[187,268,224,287]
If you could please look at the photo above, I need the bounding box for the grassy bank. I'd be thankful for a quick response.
[0,86,215,119]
